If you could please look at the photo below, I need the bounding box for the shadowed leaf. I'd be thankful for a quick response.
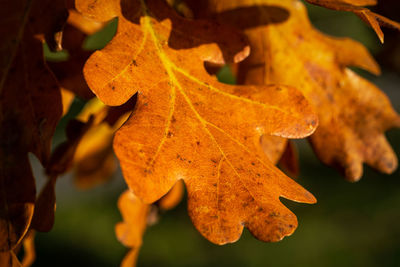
[0,0,66,252]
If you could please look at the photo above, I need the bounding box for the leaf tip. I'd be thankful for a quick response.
[233,45,250,63]
[344,165,363,182]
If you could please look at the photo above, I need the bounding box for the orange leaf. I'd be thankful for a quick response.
[158,180,184,210]
[67,9,105,35]
[191,0,400,181]
[278,141,300,178]
[116,190,149,267]
[116,182,184,267]
[77,0,318,244]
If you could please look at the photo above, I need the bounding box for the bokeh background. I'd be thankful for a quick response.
[30,1,400,266]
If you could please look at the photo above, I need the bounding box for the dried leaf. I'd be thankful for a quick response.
[72,98,131,189]
[305,0,400,43]
[120,250,140,267]
[73,140,116,189]
[31,118,94,232]
[0,251,21,267]
[278,141,299,178]
[0,0,66,251]
[21,231,35,267]
[67,9,105,35]
[192,0,400,181]
[116,181,184,267]
[158,180,184,210]
[116,190,149,267]
[60,88,75,115]
[48,17,96,100]
[77,0,318,244]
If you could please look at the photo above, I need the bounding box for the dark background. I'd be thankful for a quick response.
[30,1,400,266]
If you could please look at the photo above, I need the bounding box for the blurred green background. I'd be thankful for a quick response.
[30,1,400,266]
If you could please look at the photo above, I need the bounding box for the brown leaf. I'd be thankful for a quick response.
[31,117,94,232]
[0,0,66,251]
[77,0,318,244]
[30,178,56,233]
[192,0,400,181]
[305,0,400,43]
[0,251,21,267]
[48,14,97,100]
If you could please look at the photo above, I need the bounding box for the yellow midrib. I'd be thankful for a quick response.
[142,13,176,168]
[141,0,262,210]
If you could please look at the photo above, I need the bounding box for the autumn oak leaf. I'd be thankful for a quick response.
[116,182,185,267]
[76,0,318,244]
[191,0,400,181]
[0,0,66,252]
[72,98,132,190]
[48,9,106,100]
[116,190,149,267]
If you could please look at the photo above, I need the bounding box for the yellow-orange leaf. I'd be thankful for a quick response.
[67,9,105,35]
[278,141,300,178]
[77,0,318,244]
[158,180,184,210]
[116,182,184,267]
[73,98,131,189]
[192,0,400,181]
[116,190,149,267]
